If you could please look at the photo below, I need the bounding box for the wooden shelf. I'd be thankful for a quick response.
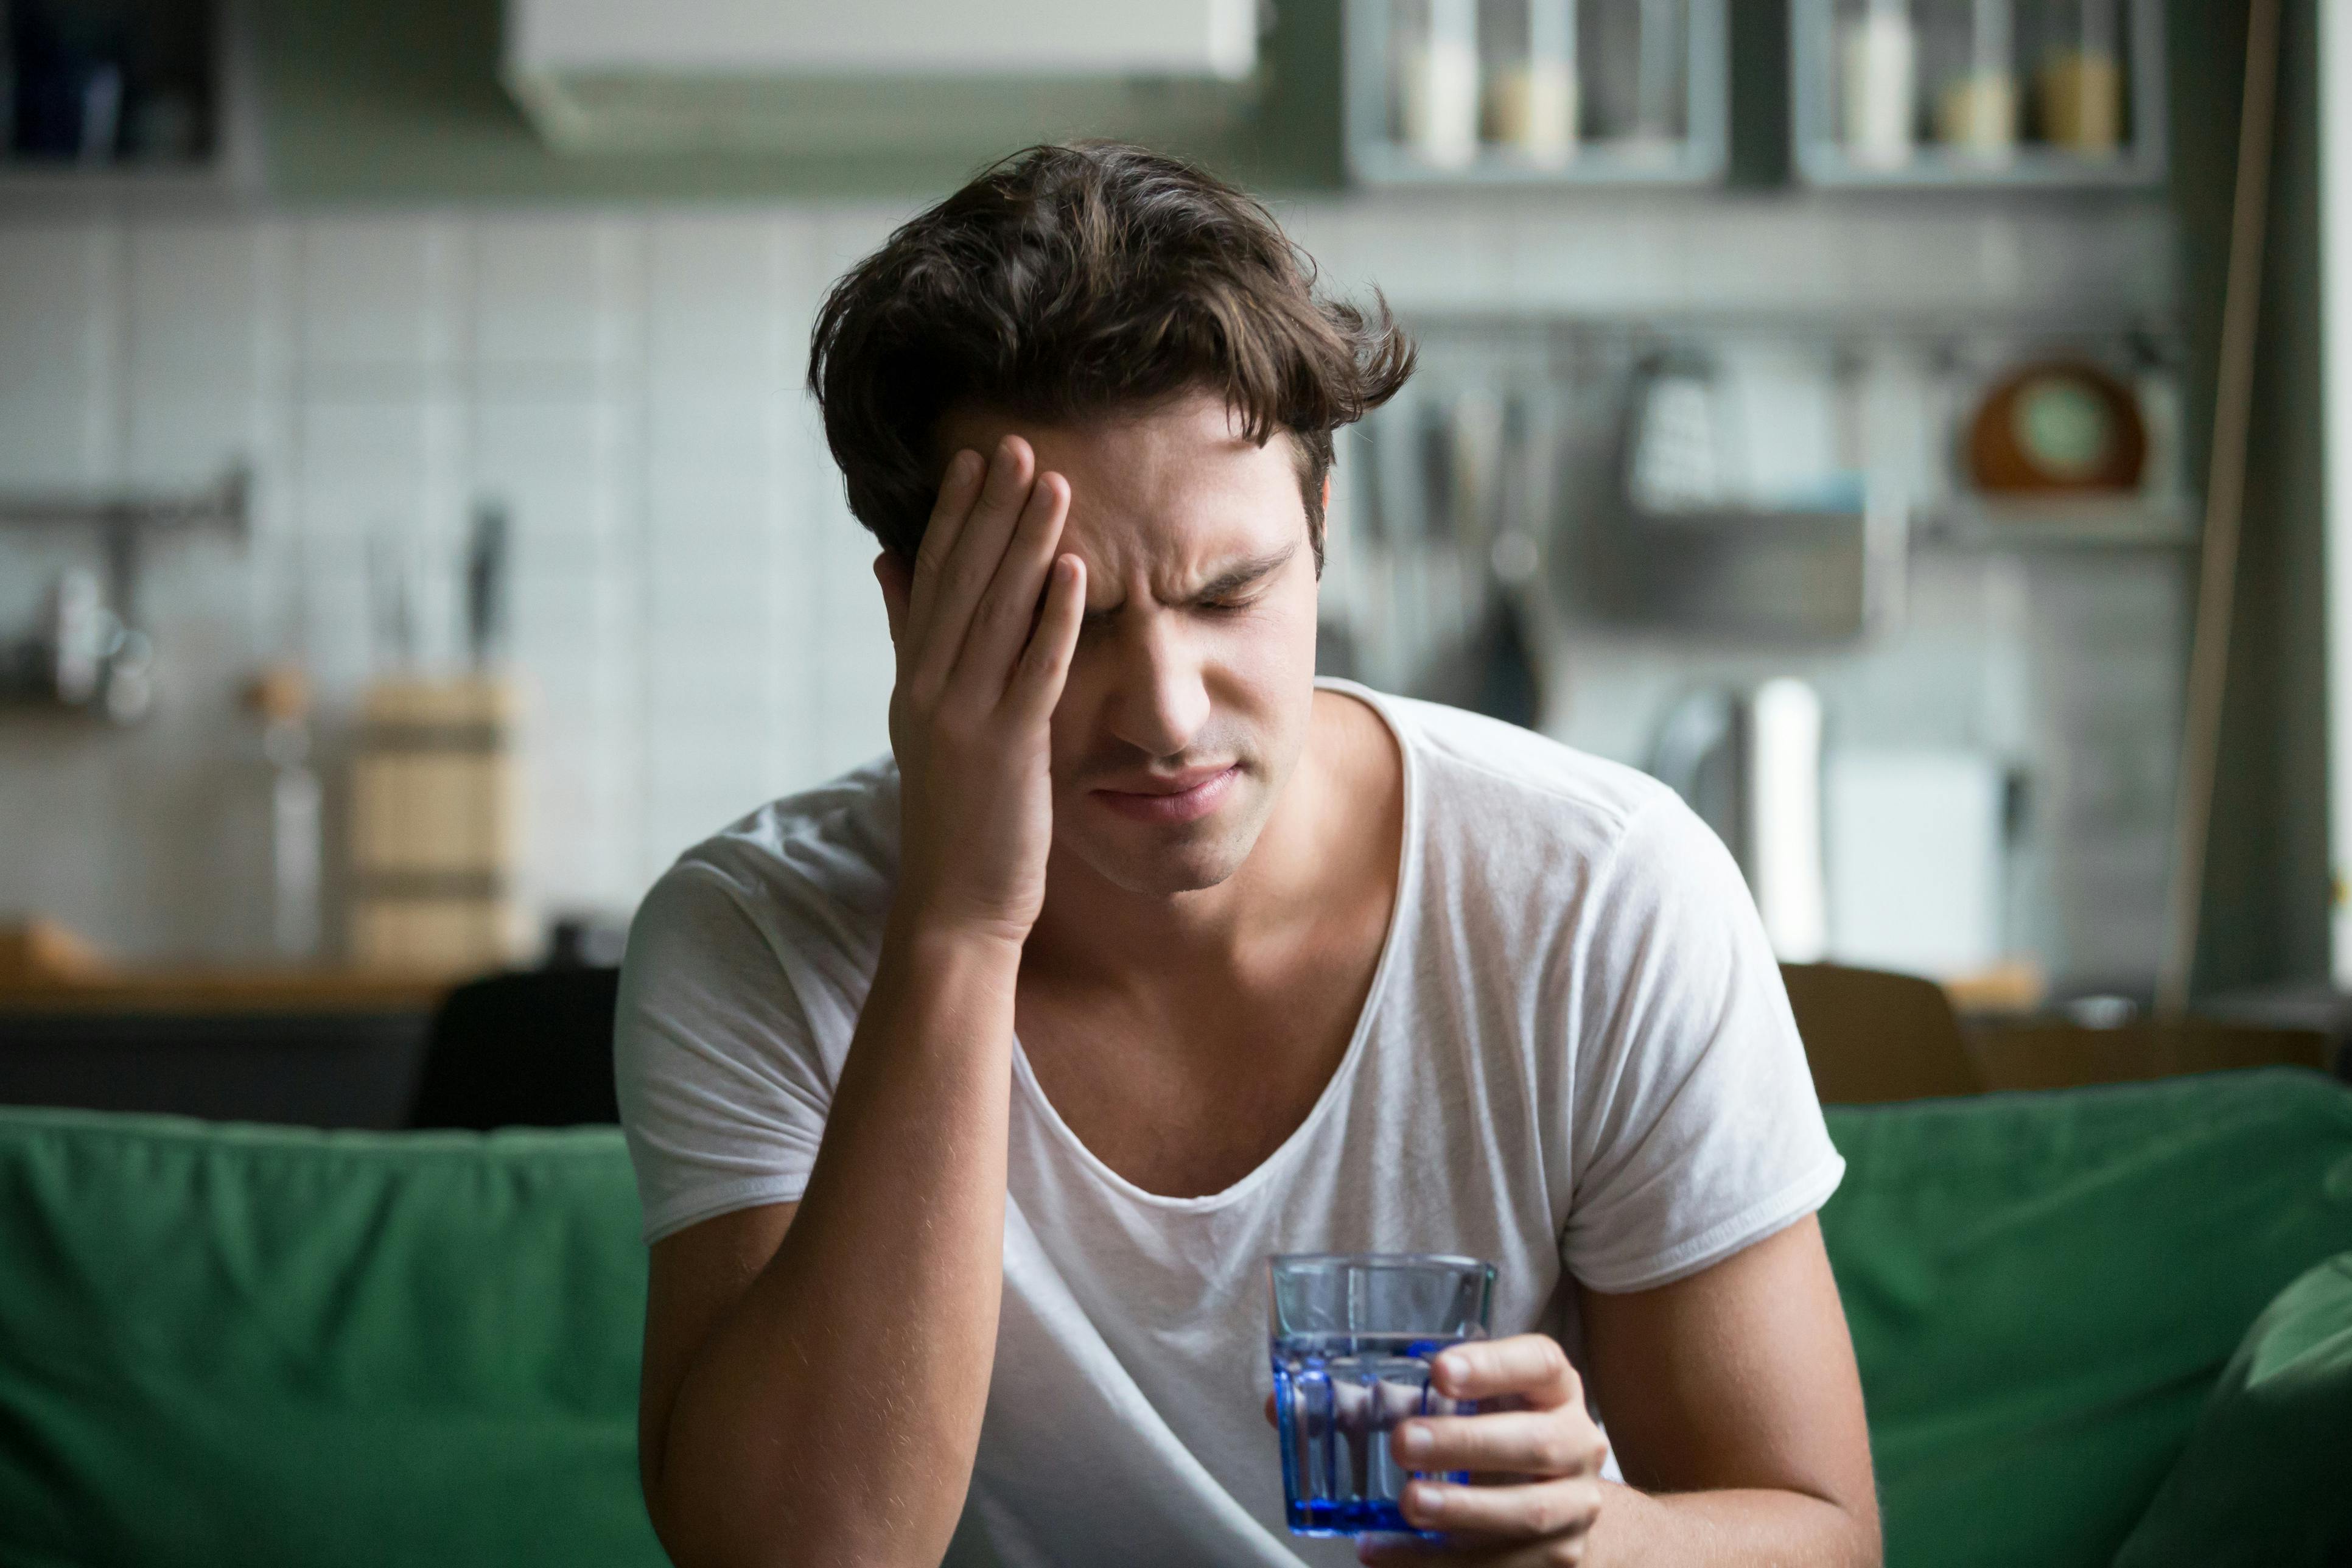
[1796,145,2163,190]
[1913,494,2198,551]
[0,159,222,194]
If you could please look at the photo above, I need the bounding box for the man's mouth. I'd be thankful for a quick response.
[1088,764,1242,825]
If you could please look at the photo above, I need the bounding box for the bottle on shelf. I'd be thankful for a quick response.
[1482,0,1580,163]
[1393,0,1482,169]
[1841,0,1919,170]
[243,664,323,963]
[2031,0,2123,153]
[1932,0,2019,161]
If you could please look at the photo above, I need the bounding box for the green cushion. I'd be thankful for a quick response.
[2,1071,2350,1568]
[1819,1069,2352,1568]
[0,1107,662,1568]
[2112,1250,2352,1567]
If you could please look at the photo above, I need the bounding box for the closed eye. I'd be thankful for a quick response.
[1078,544,1297,631]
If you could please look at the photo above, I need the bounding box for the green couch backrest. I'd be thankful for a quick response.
[0,1111,662,1568]
[2,1070,2350,1568]
[1821,1068,2352,1567]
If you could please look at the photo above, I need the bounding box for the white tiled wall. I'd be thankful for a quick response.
[0,192,2175,962]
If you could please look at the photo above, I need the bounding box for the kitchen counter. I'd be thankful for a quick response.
[0,932,455,1129]
[0,967,456,1014]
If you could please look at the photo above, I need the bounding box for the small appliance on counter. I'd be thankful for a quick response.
[1650,678,1828,962]
[1824,746,2013,980]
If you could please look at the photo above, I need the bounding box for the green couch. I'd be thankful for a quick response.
[3,1071,2349,1567]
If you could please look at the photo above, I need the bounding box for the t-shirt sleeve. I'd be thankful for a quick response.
[613,860,836,1245]
[1559,793,1845,1293]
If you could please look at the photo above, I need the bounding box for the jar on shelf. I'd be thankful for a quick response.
[1839,0,1919,169]
[2028,0,2123,153]
[1926,0,2018,159]
[1392,0,1482,168]
[1480,0,1579,162]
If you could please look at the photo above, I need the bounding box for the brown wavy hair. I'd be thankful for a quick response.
[807,142,1415,572]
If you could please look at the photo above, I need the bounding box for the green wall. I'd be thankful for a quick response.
[2172,0,2333,996]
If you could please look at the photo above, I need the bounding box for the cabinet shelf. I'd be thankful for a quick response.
[1791,0,2167,191]
[1345,0,1728,188]
[1913,494,2197,551]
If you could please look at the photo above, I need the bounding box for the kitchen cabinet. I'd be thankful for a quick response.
[1791,0,2167,188]
[0,0,265,206]
[1345,0,1729,186]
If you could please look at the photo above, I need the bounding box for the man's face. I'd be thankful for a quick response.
[936,393,1321,898]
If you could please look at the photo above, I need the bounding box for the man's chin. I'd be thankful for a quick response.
[1074,836,1253,898]
[1059,808,1267,898]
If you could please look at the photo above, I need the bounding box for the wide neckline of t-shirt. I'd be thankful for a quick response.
[1006,677,1424,1215]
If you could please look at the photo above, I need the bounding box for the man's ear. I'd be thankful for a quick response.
[873,552,911,646]
[1317,473,1334,579]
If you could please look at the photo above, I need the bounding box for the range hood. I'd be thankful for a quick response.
[503,0,1262,156]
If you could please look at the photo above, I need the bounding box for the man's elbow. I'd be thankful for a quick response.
[1819,1486,1883,1568]
[645,1470,964,1568]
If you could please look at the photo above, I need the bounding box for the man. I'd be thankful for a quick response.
[617,143,1878,1568]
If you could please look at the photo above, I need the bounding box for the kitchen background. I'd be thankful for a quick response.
[0,0,2329,1018]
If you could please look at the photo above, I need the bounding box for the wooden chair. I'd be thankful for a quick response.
[1779,962,1983,1104]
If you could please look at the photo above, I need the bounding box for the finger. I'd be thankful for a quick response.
[1264,1393,1277,1429]
[1399,1474,1602,1541]
[1392,1410,1608,1480]
[1430,1336,1581,1410]
[948,470,1069,701]
[914,436,1036,687]
[906,447,986,630]
[1005,553,1085,723]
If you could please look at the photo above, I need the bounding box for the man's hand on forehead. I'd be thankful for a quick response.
[872,434,1086,948]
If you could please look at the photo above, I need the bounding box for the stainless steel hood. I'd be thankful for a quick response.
[503,0,1262,156]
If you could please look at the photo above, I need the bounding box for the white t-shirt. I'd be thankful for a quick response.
[615,680,1844,1568]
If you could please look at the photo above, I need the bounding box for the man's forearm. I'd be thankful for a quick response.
[1586,1481,1881,1567]
[651,922,1022,1568]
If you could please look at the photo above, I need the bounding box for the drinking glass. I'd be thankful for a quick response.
[1269,1253,1497,1536]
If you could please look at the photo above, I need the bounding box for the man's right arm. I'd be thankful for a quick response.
[634,436,1087,1568]
[640,927,1022,1567]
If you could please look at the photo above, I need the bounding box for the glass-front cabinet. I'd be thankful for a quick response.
[1791,0,2167,186]
[1346,0,1729,185]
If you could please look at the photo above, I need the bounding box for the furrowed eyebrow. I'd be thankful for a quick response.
[1080,544,1299,630]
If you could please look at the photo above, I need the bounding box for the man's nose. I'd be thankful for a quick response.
[1104,612,1211,760]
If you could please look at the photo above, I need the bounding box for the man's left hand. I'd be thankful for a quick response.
[1358,1334,1609,1566]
